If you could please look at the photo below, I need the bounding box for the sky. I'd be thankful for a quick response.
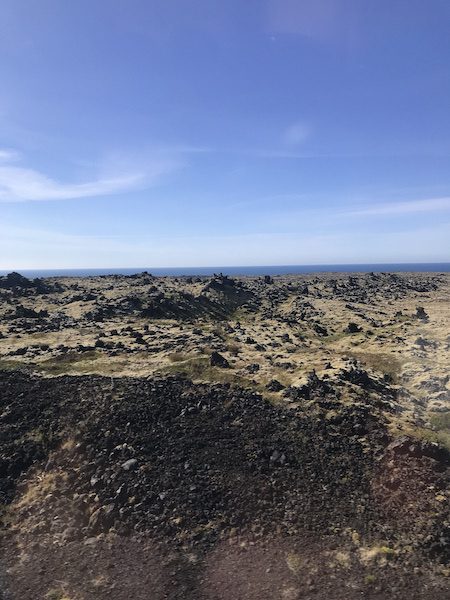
[1,0,450,268]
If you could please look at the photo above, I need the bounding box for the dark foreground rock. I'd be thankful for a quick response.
[0,371,448,599]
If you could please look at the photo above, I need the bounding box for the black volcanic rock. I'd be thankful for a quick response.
[12,305,49,319]
[210,351,229,368]
[0,272,34,289]
[0,272,57,295]
[313,322,328,336]
[0,371,384,546]
[266,379,285,392]
[0,369,448,582]
[345,322,362,333]
[416,306,429,321]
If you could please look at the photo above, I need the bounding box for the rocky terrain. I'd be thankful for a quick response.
[0,270,449,599]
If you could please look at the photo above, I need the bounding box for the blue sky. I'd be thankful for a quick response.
[1,0,450,268]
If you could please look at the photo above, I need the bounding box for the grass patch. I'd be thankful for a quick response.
[346,351,403,382]
[161,356,289,405]
[167,352,191,363]
[0,358,25,371]
[210,326,226,340]
[161,356,254,388]
[226,342,241,356]
[430,411,450,432]
[408,426,450,453]
[230,308,255,324]
[321,331,347,344]
[39,350,102,375]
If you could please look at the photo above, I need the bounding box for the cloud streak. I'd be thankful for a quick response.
[0,151,177,202]
[0,148,21,162]
[347,197,450,217]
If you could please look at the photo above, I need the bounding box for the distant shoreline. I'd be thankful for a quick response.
[1,263,450,278]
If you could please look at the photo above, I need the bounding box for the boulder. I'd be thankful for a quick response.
[210,352,229,368]
[345,322,362,334]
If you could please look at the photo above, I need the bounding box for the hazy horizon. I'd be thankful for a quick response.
[2,261,450,280]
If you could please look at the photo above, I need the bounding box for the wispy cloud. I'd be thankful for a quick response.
[0,148,21,162]
[347,197,450,217]
[0,150,177,202]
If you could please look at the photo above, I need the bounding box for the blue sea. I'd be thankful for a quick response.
[1,263,449,278]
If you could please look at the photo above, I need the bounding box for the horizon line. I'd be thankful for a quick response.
[1,260,450,272]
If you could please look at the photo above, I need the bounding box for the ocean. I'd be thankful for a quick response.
[1,263,449,278]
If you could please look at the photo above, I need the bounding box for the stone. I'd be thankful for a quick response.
[266,379,285,392]
[88,504,116,533]
[345,322,362,333]
[121,458,138,471]
[416,306,429,321]
[210,352,229,368]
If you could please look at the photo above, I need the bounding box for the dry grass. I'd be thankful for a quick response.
[226,342,241,356]
[430,411,450,432]
[39,351,102,375]
[0,358,26,371]
[161,356,254,388]
[321,331,347,344]
[45,588,73,600]
[407,426,450,452]
[14,471,65,512]
[210,326,226,340]
[167,352,191,363]
[346,351,403,381]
